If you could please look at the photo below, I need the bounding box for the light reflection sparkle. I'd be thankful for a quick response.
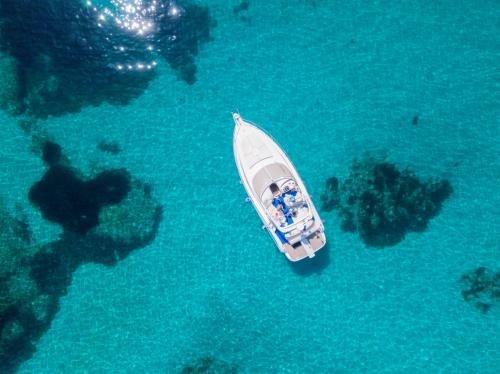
[85,0,184,72]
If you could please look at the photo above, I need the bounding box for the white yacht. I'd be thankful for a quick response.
[233,113,326,261]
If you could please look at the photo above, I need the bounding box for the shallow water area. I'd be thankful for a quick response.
[0,0,498,373]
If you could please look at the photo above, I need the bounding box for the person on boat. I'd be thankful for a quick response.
[270,182,281,197]
[270,183,293,224]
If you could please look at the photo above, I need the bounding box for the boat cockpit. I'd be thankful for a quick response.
[261,178,311,229]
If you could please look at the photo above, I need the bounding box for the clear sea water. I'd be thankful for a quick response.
[1,0,499,372]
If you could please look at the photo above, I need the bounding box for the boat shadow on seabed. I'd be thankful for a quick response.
[288,242,331,276]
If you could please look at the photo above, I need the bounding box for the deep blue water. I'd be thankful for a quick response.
[0,0,499,373]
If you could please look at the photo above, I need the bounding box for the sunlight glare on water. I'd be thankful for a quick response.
[86,0,184,71]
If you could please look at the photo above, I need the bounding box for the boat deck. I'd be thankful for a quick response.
[283,231,326,261]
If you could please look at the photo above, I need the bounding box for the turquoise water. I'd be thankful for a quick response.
[0,0,499,372]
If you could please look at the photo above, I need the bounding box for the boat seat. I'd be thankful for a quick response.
[262,188,274,207]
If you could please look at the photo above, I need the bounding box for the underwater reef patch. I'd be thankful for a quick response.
[97,140,122,155]
[0,51,19,114]
[0,141,162,372]
[181,356,239,374]
[233,0,250,23]
[461,267,500,314]
[155,2,214,85]
[0,204,59,373]
[233,0,250,15]
[0,0,215,118]
[320,156,452,247]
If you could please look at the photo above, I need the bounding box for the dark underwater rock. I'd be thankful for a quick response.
[29,165,131,234]
[0,0,215,117]
[97,140,122,155]
[321,156,453,247]
[181,356,239,374]
[461,267,500,313]
[41,141,62,165]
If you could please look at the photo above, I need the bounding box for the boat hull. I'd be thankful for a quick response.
[233,113,326,261]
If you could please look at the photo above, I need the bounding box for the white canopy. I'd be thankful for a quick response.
[251,162,292,196]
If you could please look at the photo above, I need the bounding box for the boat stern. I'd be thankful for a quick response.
[271,218,326,262]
